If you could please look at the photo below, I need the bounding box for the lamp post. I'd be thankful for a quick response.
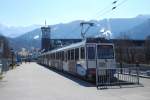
[10,48,14,69]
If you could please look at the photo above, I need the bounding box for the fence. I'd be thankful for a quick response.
[96,67,140,89]
[0,63,2,75]
[117,63,150,78]
[0,58,11,73]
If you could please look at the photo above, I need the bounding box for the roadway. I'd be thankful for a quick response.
[0,62,150,100]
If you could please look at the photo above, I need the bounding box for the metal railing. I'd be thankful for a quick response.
[117,63,150,78]
[96,67,140,89]
[0,58,11,72]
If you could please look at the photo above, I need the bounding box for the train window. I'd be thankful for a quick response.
[57,52,59,60]
[48,54,50,59]
[80,47,85,59]
[50,54,51,59]
[51,54,53,59]
[58,52,61,60]
[59,52,60,60]
[49,54,50,59]
[52,54,53,59]
[54,53,56,59]
[97,45,114,59]
[54,53,56,60]
[59,52,61,60]
[67,50,71,60]
[75,48,79,60]
[71,49,74,60]
[65,51,67,61]
[60,52,63,60]
[53,53,55,60]
[56,52,58,60]
[61,51,64,61]
[87,46,95,59]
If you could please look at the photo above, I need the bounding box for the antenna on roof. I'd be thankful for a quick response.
[45,20,47,26]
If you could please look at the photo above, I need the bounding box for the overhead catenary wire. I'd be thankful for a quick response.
[91,0,119,19]
[92,0,129,37]
[68,0,128,38]
[93,0,128,20]
[116,0,128,7]
[92,0,128,38]
[69,1,119,35]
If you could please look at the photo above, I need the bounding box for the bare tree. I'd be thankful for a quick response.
[115,33,134,64]
[145,35,150,64]
[0,35,11,58]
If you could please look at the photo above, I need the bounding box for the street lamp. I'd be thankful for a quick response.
[10,48,14,69]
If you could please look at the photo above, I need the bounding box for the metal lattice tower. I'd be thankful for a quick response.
[41,21,51,52]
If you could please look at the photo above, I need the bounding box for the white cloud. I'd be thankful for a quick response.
[33,35,39,39]
[100,27,105,33]
[102,30,112,39]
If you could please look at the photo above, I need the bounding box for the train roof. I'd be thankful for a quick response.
[42,38,113,55]
[86,38,112,43]
[47,40,86,54]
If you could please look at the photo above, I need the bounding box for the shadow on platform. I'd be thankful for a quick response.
[97,83,144,90]
[41,64,95,87]
[39,64,144,89]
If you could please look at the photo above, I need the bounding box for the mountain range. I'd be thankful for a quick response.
[0,15,150,50]
[0,24,41,38]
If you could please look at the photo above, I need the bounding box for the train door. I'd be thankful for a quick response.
[96,44,115,70]
[86,44,96,79]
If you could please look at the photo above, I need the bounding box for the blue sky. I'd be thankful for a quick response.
[0,0,150,26]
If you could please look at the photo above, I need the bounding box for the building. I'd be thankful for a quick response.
[0,41,3,58]
[0,36,11,58]
[41,25,51,52]
[0,36,11,72]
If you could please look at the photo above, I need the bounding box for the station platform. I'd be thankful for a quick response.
[0,62,150,100]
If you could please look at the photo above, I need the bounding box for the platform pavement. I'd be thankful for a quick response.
[0,62,150,100]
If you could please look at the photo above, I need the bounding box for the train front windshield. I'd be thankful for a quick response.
[97,45,114,59]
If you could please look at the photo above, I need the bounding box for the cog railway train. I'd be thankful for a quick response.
[38,38,116,81]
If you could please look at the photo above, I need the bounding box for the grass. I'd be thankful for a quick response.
[0,74,3,80]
